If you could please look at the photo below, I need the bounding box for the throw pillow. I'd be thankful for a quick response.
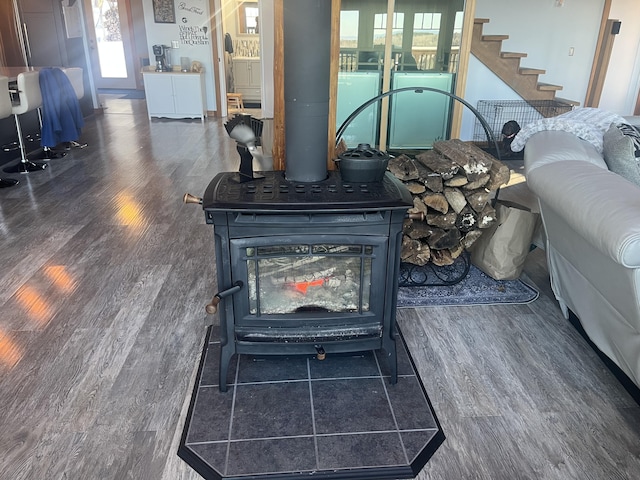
[602,123,640,186]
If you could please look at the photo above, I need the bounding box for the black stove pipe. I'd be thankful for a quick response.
[283,0,331,183]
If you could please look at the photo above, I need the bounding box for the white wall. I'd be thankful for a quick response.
[600,0,640,115]
[141,0,217,111]
[473,0,604,105]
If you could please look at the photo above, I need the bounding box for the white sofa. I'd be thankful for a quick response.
[523,119,640,390]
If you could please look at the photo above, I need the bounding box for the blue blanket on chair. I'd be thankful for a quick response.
[39,68,84,147]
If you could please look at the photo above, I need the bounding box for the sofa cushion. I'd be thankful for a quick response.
[603,123,640,186]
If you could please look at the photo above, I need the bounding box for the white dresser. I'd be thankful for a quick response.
[142,71,207,122]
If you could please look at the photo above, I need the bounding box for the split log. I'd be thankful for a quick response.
[485,157,511,191]
[406,220,433,240]
[426,211,457,229]
[388,154,420,181]
[427,228,461,250]
[401,235,431,266]
[455,206,479,232]
[477,204,497,228]
[409,197,428,216]
[449,243,464,259]
[431,249,455,266]
[415,150,459,179]
[414,160,434,183]
[406,182,426,194]
[443,187,467,214]
[463,174,490,190]
[424,172,444,193]
[444,175,469,187]
[422,193,449,214]
[462,229,484,249]
[465,190,491,213]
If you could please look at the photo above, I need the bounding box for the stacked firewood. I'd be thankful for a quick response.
[388,139,510,266]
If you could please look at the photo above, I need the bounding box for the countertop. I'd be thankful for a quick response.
[141,66,203,75]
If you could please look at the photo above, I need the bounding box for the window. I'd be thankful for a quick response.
[452,11,464,47]
[340,10,359,48]
[407,12,441,70]
[373,12,404,48]
[238,2,259,34]
[412,12,441,49]
[414,12,441,34]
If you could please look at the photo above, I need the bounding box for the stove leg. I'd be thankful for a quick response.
[219,345,235,392]
[383,336,398,384]
[389,345,398,384]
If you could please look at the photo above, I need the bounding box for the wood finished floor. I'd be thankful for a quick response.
[0,96,638,480]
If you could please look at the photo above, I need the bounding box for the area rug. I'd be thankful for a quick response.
[396,264,539,307]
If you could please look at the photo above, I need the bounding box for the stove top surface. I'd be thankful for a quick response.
[203,170,413,212]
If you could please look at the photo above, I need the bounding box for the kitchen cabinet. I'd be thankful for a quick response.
[232,58,261,103]
[142,71,207,121]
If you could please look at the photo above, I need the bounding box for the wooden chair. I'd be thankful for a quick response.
[227,92,244,112]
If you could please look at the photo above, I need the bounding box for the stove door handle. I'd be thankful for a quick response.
[205,281,244,314]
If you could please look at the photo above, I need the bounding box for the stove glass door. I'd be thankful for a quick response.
[239,241,381,316]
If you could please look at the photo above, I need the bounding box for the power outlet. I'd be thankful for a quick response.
[171,40,180,49]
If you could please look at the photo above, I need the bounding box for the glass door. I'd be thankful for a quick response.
[245,243,373,315]
[84,0,137,89]
[337,0,465,150]
[230,234,390,321]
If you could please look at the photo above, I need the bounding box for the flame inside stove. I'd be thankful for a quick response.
[289,278,325,295]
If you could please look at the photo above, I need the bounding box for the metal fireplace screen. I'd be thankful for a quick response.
[245,243,372,315]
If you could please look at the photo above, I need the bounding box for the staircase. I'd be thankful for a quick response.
[471,18,579,107]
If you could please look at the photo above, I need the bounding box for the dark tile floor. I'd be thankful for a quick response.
[179,326,444,480]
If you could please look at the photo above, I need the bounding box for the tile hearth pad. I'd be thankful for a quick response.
[178,326,444,479]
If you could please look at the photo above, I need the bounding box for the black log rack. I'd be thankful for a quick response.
[399,252,471,287]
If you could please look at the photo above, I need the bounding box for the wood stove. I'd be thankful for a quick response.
[183,0,413,392]
[195,170,412,391]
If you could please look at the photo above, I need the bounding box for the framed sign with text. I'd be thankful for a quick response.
[153,0,176,23]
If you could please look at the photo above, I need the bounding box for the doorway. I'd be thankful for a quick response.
[83,0,137,89]
[220,0,262,117]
